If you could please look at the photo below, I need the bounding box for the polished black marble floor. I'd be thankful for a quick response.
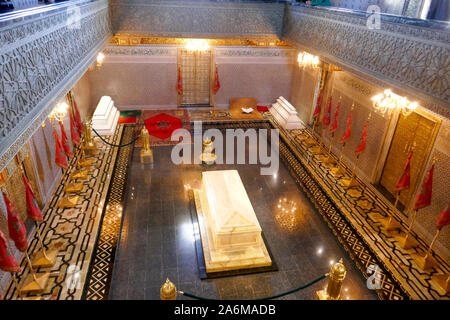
[109,140,378,300]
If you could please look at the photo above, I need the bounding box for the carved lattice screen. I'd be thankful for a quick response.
[0,143,43,235]
[179,49,211,106]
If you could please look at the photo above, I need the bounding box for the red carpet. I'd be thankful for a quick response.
[145,113,182,140]
[134,109,191,146]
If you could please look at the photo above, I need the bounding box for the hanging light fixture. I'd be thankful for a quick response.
[185,39,210,52]
[297,51,320,69]
[96,52,105,67]
[371,89,418,117]
[49,102,69,123]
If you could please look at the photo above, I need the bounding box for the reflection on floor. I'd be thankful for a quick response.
[109,141,378,300]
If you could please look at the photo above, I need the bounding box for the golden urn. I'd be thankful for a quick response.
[160,278,177,300]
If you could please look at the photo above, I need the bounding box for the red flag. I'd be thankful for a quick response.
[414,164,434,210]
[436,203,450,229]
[73,97,84,134]
[0,230,21,273]
[23,175,43,223]
[53,129,68,170]
[3,193,28,252]
[322,97,332,127]
[69,110,80,146]
[329,101,340,134]
[355,120,369,156]
[340,111,352,144]
[312,91,322,119]
[313,90,323,118]
[177,66,183,95]
[59,121,72,158]
[213,65,220,94]
[394,151,413,192]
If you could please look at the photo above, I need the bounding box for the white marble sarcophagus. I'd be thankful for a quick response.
[194,170,272,273]
[92,96,120,136]
[270,96,304,130]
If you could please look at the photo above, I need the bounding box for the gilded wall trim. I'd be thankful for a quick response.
[110,35,289,47]
[0,0,112,172]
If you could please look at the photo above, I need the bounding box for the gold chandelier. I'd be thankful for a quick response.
[371,89,418,117]
[49,102,69,123]
[297,51,320,69]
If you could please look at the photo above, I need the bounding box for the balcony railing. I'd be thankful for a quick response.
[0,0,71,15]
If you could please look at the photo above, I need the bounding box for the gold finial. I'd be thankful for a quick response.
[432,156,438,165]
[140,128,153,164]
[83,120,96,154]
[142,128,150,151]
[200,138,216,163]
[350,102,355,111]
[160,278,177,300]
[330,258,347,281]
[316,258,347,300]
[367,112,372,121]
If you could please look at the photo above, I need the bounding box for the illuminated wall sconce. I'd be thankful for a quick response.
[185,39,210,52]
[96,52,105,67]
[371,89,418,117]
[49,101,69,123]
[297,51,320,69]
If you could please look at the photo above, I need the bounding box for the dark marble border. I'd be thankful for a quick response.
[82,125,135,300]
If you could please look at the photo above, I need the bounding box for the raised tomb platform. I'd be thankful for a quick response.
[270,96,304,130]
[194,170,272,274]
[92,96,120,136]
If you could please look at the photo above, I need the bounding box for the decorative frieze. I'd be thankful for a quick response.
[103,46,176,57]
[109,0,285,39]
[216,47,295,58]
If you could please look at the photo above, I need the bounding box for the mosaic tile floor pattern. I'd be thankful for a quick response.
[83,126,135,300]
